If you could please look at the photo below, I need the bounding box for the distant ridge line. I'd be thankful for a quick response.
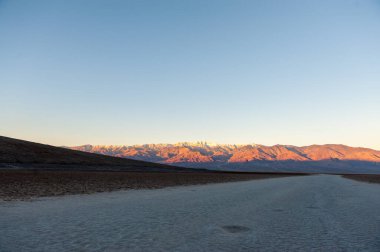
[70,142,380,165]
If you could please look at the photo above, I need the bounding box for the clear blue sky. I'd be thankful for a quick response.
[1,0,379,149]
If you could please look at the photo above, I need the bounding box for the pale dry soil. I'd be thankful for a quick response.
[1,175,380,252]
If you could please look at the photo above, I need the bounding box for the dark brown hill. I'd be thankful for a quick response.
[0,136,192,172]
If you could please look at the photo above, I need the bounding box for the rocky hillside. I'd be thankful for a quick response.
[0,136,193,172]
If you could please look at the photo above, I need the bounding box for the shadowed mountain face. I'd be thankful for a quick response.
[70,142,380,173]
[0,136,194,172]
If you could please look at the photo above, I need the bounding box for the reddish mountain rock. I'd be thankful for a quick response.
[70,142,380,165]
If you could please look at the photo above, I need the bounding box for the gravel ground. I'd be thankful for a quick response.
[342,174,380,184]
[0,170,294,200]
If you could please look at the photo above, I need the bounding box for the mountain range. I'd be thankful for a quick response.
[70,142,380,173]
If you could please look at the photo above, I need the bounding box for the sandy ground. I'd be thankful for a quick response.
[0,170,294,200]
[1,175,379,251]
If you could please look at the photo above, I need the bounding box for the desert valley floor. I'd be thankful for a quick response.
[1,175,380,252]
